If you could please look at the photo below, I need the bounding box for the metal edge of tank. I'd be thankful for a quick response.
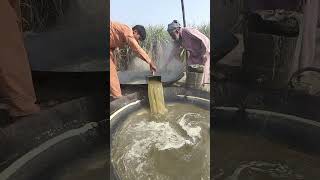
[0,95,107,180]
[118,71,184,85]
[109,87,210,180]
[0,121,106,180]
[213,81,320,120]
[110,87,210,114]
[212,107,320,155]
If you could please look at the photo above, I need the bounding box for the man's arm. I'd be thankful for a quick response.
[125,35,152,64]
[200,38,209,58]
[124,34,157,72]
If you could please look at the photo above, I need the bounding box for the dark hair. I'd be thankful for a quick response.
[132,25,146,41]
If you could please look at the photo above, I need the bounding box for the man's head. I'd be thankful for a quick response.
[132,25,146,42]
[167,20,181,41]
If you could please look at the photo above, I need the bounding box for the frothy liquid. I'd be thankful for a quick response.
[224,161,304,180]
[212,131,320,180]
[111,103,210,180]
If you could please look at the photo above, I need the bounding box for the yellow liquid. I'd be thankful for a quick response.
[147,79,168,115]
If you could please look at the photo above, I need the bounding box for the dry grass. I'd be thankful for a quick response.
[115,24,210,71]
[21,0,65,32]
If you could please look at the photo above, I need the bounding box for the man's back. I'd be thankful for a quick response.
[181,27,210,54]
[110,21,133,49]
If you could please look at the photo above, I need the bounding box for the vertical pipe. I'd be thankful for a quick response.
[181,0,186,27]
[181,0,188,70]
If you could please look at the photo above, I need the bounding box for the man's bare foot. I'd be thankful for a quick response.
[110,95,122,102]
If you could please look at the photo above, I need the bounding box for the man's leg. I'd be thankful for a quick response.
[299,0,319,68]
[0,0,39,117]
[9,0,22,30]
[200,53,211,92]
[110,54,122,98]
[202,53,211,85]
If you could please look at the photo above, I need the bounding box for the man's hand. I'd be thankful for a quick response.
[149,61,157,73]
[202,54,207,62]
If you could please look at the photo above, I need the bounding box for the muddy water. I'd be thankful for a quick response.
[112,103,210,180]
[39,146,108,180]
[212,130,320,180]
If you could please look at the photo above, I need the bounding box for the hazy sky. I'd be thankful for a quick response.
[110,0,210,26]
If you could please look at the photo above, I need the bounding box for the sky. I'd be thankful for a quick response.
[110,0,210,26]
